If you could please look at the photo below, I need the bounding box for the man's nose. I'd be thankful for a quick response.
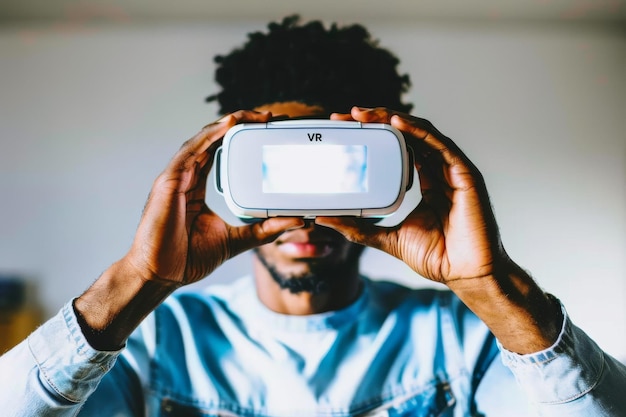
[302,219,316,230]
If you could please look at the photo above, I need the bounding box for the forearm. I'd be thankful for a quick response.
[449,260,562,354]
[74,258,180,351]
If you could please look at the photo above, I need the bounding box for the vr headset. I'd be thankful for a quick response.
[213,119,418,223]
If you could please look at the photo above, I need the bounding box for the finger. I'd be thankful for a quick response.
[173,110,273,173]
[314,217,389,251]
[349,107,465,169]
[388,114,487,196]
[347,107,454,202]
[411,152,439,200]
[329,112,355,121]
[185,137,224,205]
[174,115,234,171]
[410,141,455,199]
[389,115,470,169]
[161,110,273,196]
[230,217,305,255]
[269,114,291,122]
[184,158,213,214]
[349,106,409,124]
[349,108,439,165]
[349,107,456,157]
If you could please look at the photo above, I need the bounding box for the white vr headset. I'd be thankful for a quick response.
[212,119,419,223]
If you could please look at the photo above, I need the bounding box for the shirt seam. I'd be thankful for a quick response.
[151,375,458,417]
[536,351,605,405]
[27,301,120,404]
[27,337,83,404]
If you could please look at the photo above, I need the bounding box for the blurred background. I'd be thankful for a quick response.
[0,1,624,358]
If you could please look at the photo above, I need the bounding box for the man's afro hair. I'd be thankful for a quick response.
[206,15,413,115]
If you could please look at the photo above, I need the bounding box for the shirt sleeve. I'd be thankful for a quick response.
[0,300,122,416]
[499,301,626,416]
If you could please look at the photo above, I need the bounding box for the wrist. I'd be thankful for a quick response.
[74,259,179,350]
[448,261,563,354]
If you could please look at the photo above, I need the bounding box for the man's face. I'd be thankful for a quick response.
[252,102,365,294]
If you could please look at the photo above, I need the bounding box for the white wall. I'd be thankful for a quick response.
[0,19,624,359]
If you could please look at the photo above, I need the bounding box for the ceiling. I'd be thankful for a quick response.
[1,0,625,24]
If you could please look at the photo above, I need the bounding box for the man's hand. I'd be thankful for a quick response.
[74,110,303,350]
[126,110,303,287]
[321,107,502,285]
[319,107,562,354]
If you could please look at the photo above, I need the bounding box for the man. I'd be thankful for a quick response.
[1,16,625,416]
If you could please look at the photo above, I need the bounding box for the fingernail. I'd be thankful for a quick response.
[286,219,305,230]
[216,115,232,124]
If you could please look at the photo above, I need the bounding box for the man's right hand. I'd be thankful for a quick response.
[126,110,303,287]
[74,110,303,350]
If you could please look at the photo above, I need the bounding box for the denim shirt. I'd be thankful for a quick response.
[1,276,625,416]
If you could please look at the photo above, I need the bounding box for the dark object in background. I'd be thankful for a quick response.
[0,277,25,311]
[0,275,41,353]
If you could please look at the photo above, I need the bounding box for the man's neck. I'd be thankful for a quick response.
[252,257,363,315]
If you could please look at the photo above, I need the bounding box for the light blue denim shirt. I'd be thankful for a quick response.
[1,276,625,416]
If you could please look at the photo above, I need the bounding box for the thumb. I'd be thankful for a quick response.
[314,217,389,250]
[232,217,305,253]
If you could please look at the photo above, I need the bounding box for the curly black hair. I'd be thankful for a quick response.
[206,15,413,115]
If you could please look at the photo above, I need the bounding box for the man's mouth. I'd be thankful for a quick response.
[274,225,345,259]
[277,241,333,258]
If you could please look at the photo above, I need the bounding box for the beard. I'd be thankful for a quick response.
[253,244,365,295]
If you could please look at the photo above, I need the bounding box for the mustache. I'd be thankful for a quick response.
[274,224,347,245]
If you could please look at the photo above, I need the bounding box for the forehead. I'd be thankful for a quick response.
[254,101,326,118]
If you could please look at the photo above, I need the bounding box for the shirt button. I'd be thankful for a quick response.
[161,399,173,413]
